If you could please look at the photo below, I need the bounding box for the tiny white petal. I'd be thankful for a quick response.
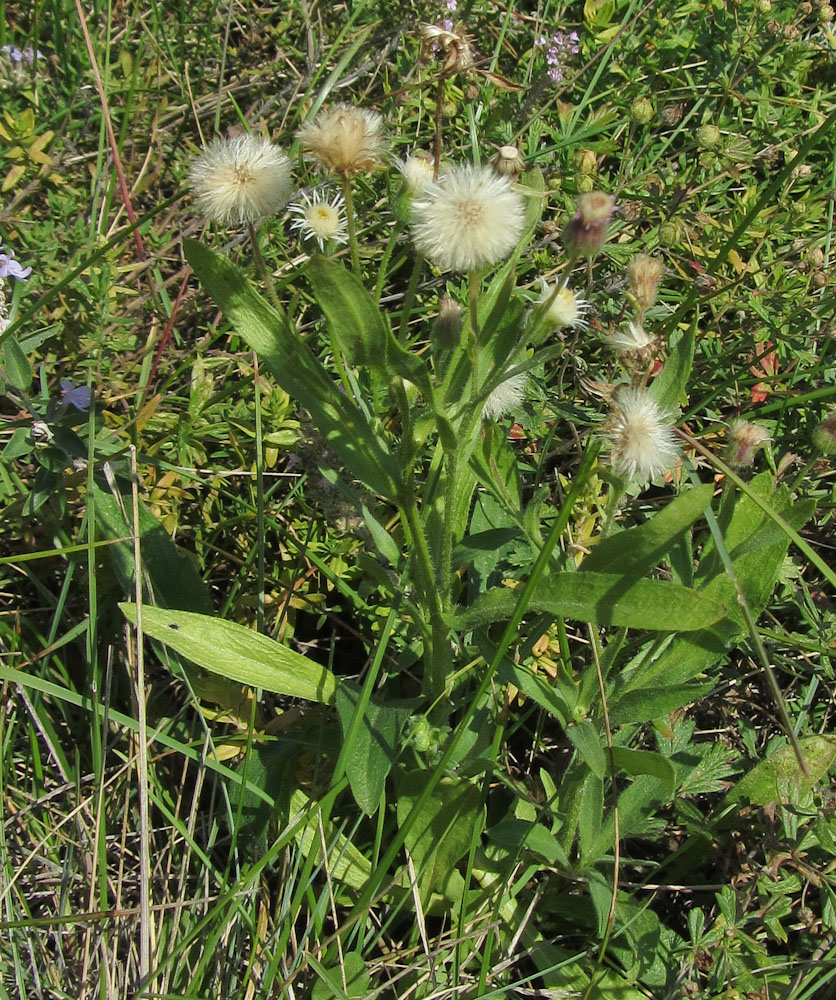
[288,190,348,250]
[537,280,589,330]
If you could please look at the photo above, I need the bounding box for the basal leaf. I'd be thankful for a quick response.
[120,603,338,704]
[581,484,714,578]
[724,736,836,808]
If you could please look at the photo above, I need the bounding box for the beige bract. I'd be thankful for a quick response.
[410,164,526,273]
[605,388,678,483]
[297,105,388,176]
[189,134,293,225]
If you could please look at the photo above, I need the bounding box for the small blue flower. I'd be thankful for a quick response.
[0,247,32,281]
[60,380,92,412]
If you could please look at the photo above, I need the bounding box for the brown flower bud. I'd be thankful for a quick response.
[435,293,464,345]
[562,191,616,257]
[813,409,836,455]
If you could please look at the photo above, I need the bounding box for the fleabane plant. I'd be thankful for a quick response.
[120,93,818,965]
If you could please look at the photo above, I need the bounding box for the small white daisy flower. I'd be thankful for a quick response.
[482,372,529,421]
[605,388,678,483]
[189,134,293,225]
[537,280,589,330]
[410,163,526,273]
[288,190,348,250]
[297,104,388,176]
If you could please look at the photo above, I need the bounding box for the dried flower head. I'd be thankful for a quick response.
[537,280,589,330]
[482,372,528,420]
[288,190,348,250]
[605,388,678,483]
[627,254,665,313]
[419,22,476,75]
[398,152,437,194]
[297,104,388,176]
[490,145,525,178]
[189,134,293,225]
[410,163,526,272]
[562,191,616,257]
[606,320,659,367]
[725,420,770,468]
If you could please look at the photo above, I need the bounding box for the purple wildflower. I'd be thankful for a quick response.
[1,44,42,65]
[442,0,456,32]
[536,29,580,84]
[60,380,92,413]
[0,247,32,281]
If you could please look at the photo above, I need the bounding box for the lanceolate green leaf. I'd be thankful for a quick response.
[307,255,435,402]
[723,736,836,808]
[581,484,714,578]
[185,239,399,501]
[454,572,727,632]
[649,318,695,417]
[121,603,338,704]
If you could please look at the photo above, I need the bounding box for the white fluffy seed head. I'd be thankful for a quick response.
[537,281,589,330]
[297,104,388,176]
[482,372,528,420]
[189,134,293,225]
[608,320,655,353]
[399,153,437,194]
[288,190,348,250]
[605,388,678,483]
[482,372,528,421]
[410,164,526,273]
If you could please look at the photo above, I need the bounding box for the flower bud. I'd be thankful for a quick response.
[813,409,836,455]
[573,147,597,174]
[696,124,721,149]
[627,254,664,312]
[630,97,655,125]
[434,293,464,346]
[562,191,616,257]
[660,103,684,127]
[576,174,595,193]
[820,3,834,21]
[724,420,770,468]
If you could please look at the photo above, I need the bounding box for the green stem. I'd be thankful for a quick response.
[375,220,404,304]
[341,174,361,274]
[401,478,449,705]
[683,456,808,777]
[253,352,265,634]
[398,251,424,343]
[247,222,281,314]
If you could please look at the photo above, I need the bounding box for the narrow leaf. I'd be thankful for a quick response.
[582,484,714,577]
[120,603,338,704]
[455,572,727,632]
[185,239,399,500]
